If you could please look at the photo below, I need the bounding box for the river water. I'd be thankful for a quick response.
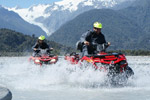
[0,56,150,100]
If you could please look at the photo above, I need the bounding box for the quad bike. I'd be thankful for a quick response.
[29,49,58,66]
[65,43,134,84]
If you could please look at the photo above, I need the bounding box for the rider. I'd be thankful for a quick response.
[76,22,110,57]
[32,35,53,56]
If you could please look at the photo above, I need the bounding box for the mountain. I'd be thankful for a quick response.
[0,6,47,37]
[120,0,150,34]
[6,0,135,36]
[0,28,73,55]
[119,0,150,49]
[49,0,150,50]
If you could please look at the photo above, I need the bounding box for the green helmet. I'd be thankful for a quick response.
[38,35,45,40]
[93,22,102,29]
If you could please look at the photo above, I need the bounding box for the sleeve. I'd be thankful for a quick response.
[32,42,38,50]
[80,31,91,43]
[102,34,106,43]
[45,43,50,49]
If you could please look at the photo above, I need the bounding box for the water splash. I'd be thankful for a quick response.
[0,56,150,91]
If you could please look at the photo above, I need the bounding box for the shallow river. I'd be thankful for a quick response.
[0,56,150,100]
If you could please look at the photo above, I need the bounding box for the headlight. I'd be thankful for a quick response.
[86,59,93,63]
[35,59,40,63]
[50,59,56,62]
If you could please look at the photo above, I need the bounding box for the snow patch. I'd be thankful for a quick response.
[83,0,93,6]
[6,4,51,35]
[55,0,86,11]
[4,0,134,36]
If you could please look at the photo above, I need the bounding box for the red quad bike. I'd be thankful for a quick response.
[65,43,134,85]
[65,52,80,64]
[29,49,58,66]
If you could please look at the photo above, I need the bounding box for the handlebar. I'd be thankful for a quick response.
[36,48,49,51]
[34,48,50,55]
[90,42,110,52]
[35,48,53,51]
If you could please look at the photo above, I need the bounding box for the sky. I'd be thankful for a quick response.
[0,0,61,8]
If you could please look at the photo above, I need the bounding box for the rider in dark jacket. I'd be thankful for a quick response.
[32,35,53,56]
[77,22,110,57]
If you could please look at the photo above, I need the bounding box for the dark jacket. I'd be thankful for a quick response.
[80,30,106,44]
[32,42,49,50]
[79,31,106,54]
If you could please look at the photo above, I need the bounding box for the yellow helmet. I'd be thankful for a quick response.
[93,22,102,29]
[38,35,45,40]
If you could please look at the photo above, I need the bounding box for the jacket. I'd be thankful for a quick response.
[32,42,49,50]
[80,30,106,44]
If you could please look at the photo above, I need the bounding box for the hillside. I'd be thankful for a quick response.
[0,28,73,56]
[7,0,134,35]
[49,0,150,50]
[0,6,47,37]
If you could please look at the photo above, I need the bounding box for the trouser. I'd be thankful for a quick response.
[81,45,95,57]
[32,50,40,57]
[32,50,51,57]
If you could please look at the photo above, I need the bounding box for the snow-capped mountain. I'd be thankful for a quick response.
[0,6,46,37]
[6,4,51,34]
[6,0,135,36]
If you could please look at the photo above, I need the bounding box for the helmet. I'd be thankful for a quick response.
[93,22,102,29]
[38,35,45,40]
